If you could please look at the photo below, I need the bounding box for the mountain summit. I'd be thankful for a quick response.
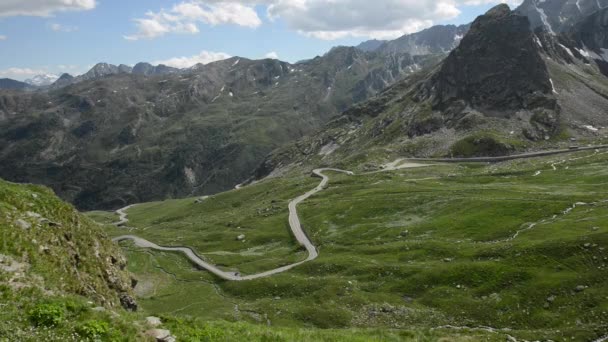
[419,4,556,113]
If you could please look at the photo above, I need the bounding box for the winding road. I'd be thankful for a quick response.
[113,145,608,281]
[113,168,359,281]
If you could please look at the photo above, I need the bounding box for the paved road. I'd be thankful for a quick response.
[113,145,608,281]
[409,145,608,163]
[113,204,135,226]
[114,167,359,281]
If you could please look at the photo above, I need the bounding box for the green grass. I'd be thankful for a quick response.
[93,149,608,341]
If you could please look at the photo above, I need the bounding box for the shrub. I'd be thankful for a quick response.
[76,320,110,339]
[28,303,64,327]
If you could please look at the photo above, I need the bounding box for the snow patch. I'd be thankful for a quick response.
[558,43,574,58]
[576,48,590,57]
[536,6,555,34]
[583,125,599,132]
[232,59,240,66]
[550,78,558,94]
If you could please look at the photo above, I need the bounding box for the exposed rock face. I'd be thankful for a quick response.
[516,0,608,33]
[374,24,470,57]
[565,7,608,53]
[420,4,556,114]
[356,39,386,52]
[132,63,179,76]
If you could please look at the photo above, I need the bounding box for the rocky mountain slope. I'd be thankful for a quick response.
[377,24,470,56]
[0,178,136,309]
[0,47,435,210]
[254,4,608,178]
[516,0,608,33]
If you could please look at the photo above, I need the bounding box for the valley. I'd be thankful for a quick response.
[93,148,608,341]
[2,1,608,341]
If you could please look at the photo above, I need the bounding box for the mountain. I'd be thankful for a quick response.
[356,39,386,52]
[254,4,608,178]
[516,0,608,33]
[132,62,180,76]
[24,74,59,87]
[0,49,431,210]
[357,24,470,56]
[0,78,31,90]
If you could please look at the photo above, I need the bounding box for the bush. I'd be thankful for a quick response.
[76,320,110,339]
[28,303,64,327]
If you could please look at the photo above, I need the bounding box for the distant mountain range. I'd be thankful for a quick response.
[0,47,435,210]
[356,24,470,56]
[24,74,59,87]
[3,2,608,210]
[255,4,608,179]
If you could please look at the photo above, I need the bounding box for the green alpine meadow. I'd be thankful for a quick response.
[2,1,608,341]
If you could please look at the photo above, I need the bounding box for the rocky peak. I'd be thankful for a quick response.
[485,3,511,18]
[118,64,133,74]
[418,4,555,113]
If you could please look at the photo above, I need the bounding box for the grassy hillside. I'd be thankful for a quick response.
[0,178,140,340]
[0,178,500,341]
[100,149,608,341]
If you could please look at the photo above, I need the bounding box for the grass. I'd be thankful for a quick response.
[93,149,608,341]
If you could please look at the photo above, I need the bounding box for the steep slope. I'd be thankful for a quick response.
[132,62,179,76]
[516,0,608,33]
[374,24,470,56]
[254,4,608,178]
[0,178,135,308]
[0,49,430,210]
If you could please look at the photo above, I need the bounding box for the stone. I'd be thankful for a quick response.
[15,219,30,230]
[119,293,138,311]
[145,329,175,342]
[575,285,588,292]
[146,316,162,327]
[237,234,246,241]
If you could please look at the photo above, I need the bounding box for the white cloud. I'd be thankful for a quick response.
[266,0,462,40]
[264,51,279,59]
[0,35,6,40]
[50,23,78,32]
[461,0,522,5]
[0,0,96,17]
[131,0,518,41]
[0,67,48,80]
[125,1,262,40]
[153,50,231,68]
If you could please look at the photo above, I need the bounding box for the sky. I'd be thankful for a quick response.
[0,0,523,81]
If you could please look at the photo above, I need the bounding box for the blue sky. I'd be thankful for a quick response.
[0,0,521,80]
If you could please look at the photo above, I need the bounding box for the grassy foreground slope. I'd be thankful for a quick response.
[104,149,608,341]
[0,179,499,340]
